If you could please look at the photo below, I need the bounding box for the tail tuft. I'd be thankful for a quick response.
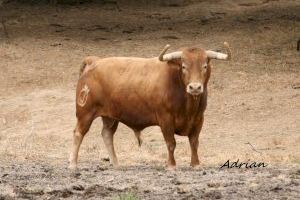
[134,131,143,147]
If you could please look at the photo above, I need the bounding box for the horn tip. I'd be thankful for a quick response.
[159,44,171,61]
[223,41,231,60]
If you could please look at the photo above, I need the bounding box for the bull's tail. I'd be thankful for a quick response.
[134,131,143,147]
[79,62,86,77]
[79,56,99,78]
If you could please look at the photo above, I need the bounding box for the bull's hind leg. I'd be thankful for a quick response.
[101,117,119,167]
[69,114,94,170]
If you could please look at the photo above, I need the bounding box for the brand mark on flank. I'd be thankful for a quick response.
[78,84,90,107]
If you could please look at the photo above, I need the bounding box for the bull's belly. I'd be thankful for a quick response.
[120,119,156,131]
[103,105,157,131]
[175,128,193,136]
[118,114,157,131]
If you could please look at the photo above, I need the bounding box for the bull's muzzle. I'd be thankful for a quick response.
[186,82,203,96]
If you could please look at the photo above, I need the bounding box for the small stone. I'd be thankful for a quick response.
[207,182,221,188]
[171,178,182,185]
[72,185,85,191]
[72,172,81,178]
[143,189,150,193]
[177,186,190,194]
[101,157,110,162]
[204,190,222,199]
[271,185,283,192]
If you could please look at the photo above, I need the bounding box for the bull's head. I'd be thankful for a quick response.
[158,42,231,96]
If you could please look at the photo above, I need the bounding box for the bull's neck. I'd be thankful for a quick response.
[185,94,202,116]
[171,69,206,117]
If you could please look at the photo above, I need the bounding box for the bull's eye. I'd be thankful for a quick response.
[182,63,187,70]
[203,64,208,69]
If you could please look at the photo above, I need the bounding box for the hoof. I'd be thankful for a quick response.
[166,165,176,171]
[191,164,202,170]
[68,163,77,170]
[113,164,120,169]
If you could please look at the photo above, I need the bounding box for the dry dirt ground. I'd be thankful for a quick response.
[0,0,299,199]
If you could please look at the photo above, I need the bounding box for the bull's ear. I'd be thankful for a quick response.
[169,58,182,66]
[207,57,211,64]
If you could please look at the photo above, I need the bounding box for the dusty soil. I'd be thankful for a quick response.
[0,0,299,199]
[1,161,300,200]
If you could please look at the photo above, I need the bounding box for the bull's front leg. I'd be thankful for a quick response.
[188,116,204,168]
[159,119,176,170]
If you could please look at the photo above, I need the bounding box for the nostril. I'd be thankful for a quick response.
[197,85,202,90]
[188,85,193,90]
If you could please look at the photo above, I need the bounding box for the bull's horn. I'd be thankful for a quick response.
[158,44,170,61]
[158,44,182,61]
[206,42,232,61]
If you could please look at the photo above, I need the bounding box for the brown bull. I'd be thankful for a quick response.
[69,42,231,170]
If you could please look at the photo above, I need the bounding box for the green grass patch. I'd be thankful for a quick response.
[113,192,139,200]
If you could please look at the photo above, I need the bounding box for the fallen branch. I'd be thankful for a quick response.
[245,142,263,155]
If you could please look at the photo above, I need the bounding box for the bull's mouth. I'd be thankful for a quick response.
[187,90,202,96]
